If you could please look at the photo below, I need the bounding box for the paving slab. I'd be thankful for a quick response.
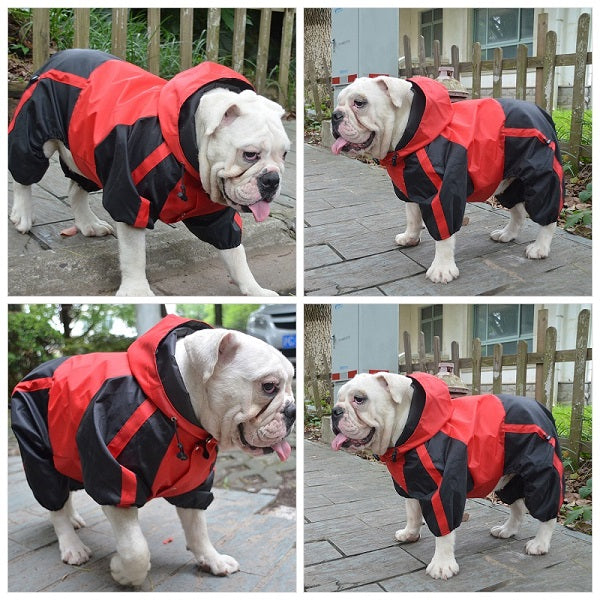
[7,121,296,297]
[304,143,592,296]
[304,439,592,593]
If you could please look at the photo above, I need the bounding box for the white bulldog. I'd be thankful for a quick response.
[331,372,563,580]
[8,50,290,296]
[331,76,563,283]
[12,324,295,586]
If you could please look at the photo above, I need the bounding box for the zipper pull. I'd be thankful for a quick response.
[171,417,188,460]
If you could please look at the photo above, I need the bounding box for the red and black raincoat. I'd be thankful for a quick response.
[378,372,564,537]
[11,315,219,512]
[380,77,564,241]
[8,49,254,249]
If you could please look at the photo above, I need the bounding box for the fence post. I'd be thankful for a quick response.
[403,331,413,374]
[255,9,273,94]
[73,8,90,49]
[433,40,441,73]
[433,336,441,370]
[492,343,503,394]
[417,332,427,372]
[515,340,528,396]
[278,8,295,107]
[569,308,590,468]
[451,341,460,375]
[569,12,590,168]
[232,8,247,73]
[147,8,161,75]
[471,42,481,99]
[535,12,548,107]
[403,35,413,78]
[111,8,128,59]
[535,308,549,404]
[32,8,49,70]
[451,45,460,80]
[180,8,194,69]
[206,8,221,63]
[541,30,557,112]
[541,326,557,408]
[417,35,427,75]
[471,338,482,394]
[492,47,503,98]
[515,44,528,100]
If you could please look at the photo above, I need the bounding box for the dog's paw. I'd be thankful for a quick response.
[426,261,459,283]
[524,538,550,555]
[198,552,240,576]
[116,282,155,297]
[426,556,460,580]
[69,510,86,529]
[60,539,92,565]
[77,218,114,237]
[109,553,151,587]
[395,528,420,543]
[241,286,279,297]
[490,226,517,243]
[490,523,518,539]
[525,242,550,260]
[10,209,33,233]
[395,232,421,247]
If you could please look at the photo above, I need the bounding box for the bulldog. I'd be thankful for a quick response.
[8,49,290,296]
[11,315,296,586]
[331,371,564,580]
[331,75,564,283]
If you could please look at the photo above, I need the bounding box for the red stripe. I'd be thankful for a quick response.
[348,74,358,82]
[416,148,450,239]
[119,468,138,506]
[348,370,357,378]
[133,197,151,228]
[416,445,451,535]
[13,377,53,393]
[503,423,553,440]
[9,70,89,134]
[107,400,156,458]
[331,373,341,381]
[234,212,243,230]
[331,77,340,85]
[368,73,389,78]
[369,369,389,374]
[131,143,171,185]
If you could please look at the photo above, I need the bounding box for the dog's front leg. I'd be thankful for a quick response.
[10,182,34,233]
[395,202,423,247]
[426,235,459,283]
[115,222,154,296]
[176,507,240,576]
[102,505,151,586]
[426,531,459,579]
[395,498,423,543]
[219,245,278,296]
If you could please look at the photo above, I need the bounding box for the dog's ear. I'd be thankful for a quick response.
[374,372,412,404]
[373,76,412,109]
[200,92,244,137]
[183,328,241,382]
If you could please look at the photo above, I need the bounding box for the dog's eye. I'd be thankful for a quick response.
[262,382,279,395]
[354,99,367,109]
[353,395,367,405]
[243,151,260,162]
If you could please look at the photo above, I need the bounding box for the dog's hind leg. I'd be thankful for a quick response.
[395,202,423,247]
[490,202,526,243]
[490,497,526,539]
[68,180,114,237]
[525,517,556,555]
[50,493,92,565]
[177,507,240,575]
[10,182,34,233]
[525,222,556,259]
[395,498,423,543]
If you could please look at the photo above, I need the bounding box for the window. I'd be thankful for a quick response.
[420,304,443,353]
[473,8,534,59]
[473,305,534,357]
[420,9,443,58]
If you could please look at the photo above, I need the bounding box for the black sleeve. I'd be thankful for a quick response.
[183,207,242,249]
[164,470,215,509]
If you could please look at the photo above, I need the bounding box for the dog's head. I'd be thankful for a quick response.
[196,88,290,222]
[331,76,413,160]
[177,328,295,461]
[331,372,413,456]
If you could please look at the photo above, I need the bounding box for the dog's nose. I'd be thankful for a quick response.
[258,171,280,198]
[332,110,344,124]
[332,405,344,418]
[284,403,296,421]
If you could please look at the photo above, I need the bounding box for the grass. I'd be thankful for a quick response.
[552,403,592,442]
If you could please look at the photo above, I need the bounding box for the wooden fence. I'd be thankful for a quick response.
[20,7,295,107]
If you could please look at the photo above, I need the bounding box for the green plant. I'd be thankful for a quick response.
[562,182,592,232]
[563,478,592,526]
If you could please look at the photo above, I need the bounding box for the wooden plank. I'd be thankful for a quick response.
[433,40,441,73]
[541,30,557,113]
[451,341,460,376]
[515,44,528,100]
[515,340,528,396]
[471,338,482,394]
[255,8,272,94]
[492,47,503,98]
[569,12,590,168]
[206,7,221,63]
[417,35,426,75]
[403,35,412,78]
[535,309,548,404]
[471,42,481,99]
[180,8,194,69]
[278,8,295,107]
[535,12,548,106]
[541,326,557,409]
[492,343,502,394]
[111,8,128,59]
[232,8,247,74]
[403,331,413,374]
[147,8,161,75]
[32,8,49,70]
[417,332,426,372]
[73,8,90,49]
[433,336,440,370]
[451,45,460,80]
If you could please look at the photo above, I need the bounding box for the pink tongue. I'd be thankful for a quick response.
[331,433,349,451]
[248,200,271,222]
[331,136,349,155]
[271,440,292,462]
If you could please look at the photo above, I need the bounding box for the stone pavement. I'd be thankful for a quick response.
[304,143,592,296]
[7,121,296,297]
[304,439,592,593]
[7,432,296,592]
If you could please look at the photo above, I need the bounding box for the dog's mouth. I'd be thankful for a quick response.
[331,131,376,156]
[218,178,271,222]
[331,427,376,451]
[238,423,292,461]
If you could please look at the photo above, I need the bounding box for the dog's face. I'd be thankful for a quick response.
[178,328,295,461]
[331,76,413,160]
[197,88,290,222]
[331,372,414,456]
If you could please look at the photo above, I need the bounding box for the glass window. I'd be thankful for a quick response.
[420,305,443,353]
[473,8,534,60]
[420,9,443,58]
[473,305,534,357]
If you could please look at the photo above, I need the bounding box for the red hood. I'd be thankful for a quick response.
[380,76,453,167]
[379,372,453,461]
[158,62,253,179]
[126,314,213,439]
